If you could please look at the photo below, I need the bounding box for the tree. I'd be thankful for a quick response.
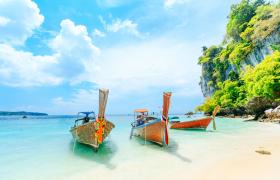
[226,0,265,41]
[242,51,280,100]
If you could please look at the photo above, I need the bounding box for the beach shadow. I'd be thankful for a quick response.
[175,127,223,134]
[163,139,192,163]
[69,139,118,169]
[133,138,192,163]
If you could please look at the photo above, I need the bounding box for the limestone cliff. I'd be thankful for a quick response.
[200,29,280,97]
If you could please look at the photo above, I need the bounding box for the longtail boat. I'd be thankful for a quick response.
[70,89,115,150]
[130,92,172,146]
[170,105,220,130]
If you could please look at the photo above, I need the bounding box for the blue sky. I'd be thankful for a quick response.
[0,0,240,114]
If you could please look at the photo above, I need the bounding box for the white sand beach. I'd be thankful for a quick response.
[192,127,280,180]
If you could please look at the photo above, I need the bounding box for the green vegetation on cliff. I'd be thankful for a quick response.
[198,51,280,113]
[197,0,280,114]
[243,51,280,100]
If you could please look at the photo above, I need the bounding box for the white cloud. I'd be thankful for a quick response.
[0,0,44,45]
[0,44,61,87]
[0,16,10,26]
[51,89,99,114]
[49,19,100,83]
[46,38,203,114]
[98,15,107,28]
[92,28,106,37]
[164,0,191,8]
[106,18,142,37]
[90,38,202,96]
[0,19,100,87]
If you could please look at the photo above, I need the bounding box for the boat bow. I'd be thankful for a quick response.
[95,89,109,145]
[162,92,172,145]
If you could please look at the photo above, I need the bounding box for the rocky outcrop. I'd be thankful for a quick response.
[246,97,275,120]
[199,61,216,97]
[185,111,193,115]
[240,30,280,69]
[255,148,271,155]
[217,107,247,117]
[200,30,280,97]
[264,106,280,122]
[245,96,280,121]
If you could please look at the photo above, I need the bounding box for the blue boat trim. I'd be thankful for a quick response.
[132,118,161,129]
[78,111,95,116]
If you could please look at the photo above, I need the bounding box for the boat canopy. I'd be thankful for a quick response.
[134,109,149,113]
[78,112,94,116]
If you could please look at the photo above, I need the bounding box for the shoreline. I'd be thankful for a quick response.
[217,115,280,123]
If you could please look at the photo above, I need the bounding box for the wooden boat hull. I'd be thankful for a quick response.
[170,117,212,130]
[70,120,115,149]
[132,120,166,146]
[169,120,180,125]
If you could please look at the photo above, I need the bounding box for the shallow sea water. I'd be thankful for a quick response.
[0,115,279,180]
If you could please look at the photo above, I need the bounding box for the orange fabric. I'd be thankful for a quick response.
[96,117,105,144]
[134,109,149,113]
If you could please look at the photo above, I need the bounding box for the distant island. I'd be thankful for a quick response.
[0,111,48,116]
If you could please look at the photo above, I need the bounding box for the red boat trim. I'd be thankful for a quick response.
[170,117,212,129]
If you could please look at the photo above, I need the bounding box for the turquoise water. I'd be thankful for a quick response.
[0,115,278,180]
